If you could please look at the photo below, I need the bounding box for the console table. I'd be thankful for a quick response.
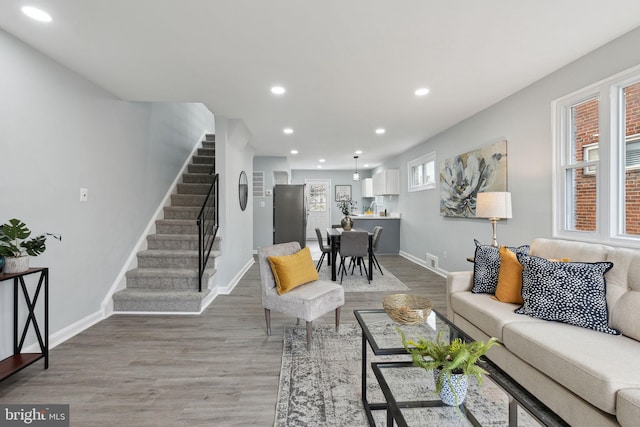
[0,267,49,381]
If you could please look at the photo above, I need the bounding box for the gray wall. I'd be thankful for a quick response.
[253,156,290,250]
[0,29,214,357]
[212,118,255,288]
[375,26,640,273]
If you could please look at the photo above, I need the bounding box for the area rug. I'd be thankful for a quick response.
[315,262,410,293]
[275,323,539,426]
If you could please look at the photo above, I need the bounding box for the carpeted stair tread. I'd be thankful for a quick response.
[112,288,211,312]
[127,267,199,278]
[163,206,202,220]
[138,249,199,258]
[177,183,213,195]
[192,155,215,164]
[182,173,215,184]
[114,288,208,300]
[171,194,207,206]
[187,164,212,174]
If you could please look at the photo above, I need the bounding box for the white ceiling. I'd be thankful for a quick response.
[2,1,640,170]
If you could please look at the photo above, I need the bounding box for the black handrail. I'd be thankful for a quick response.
[196,169,219,292]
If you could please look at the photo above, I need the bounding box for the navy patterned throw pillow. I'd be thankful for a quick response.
[515,253,619,335]
[472,240,530,294]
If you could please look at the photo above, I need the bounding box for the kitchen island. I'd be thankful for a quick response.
[351,216,400,254]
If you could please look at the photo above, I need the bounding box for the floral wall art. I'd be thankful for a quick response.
[439,140,508,217]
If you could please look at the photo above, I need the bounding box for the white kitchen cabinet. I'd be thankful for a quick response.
[361,178,374,197]
[373,169,400,195]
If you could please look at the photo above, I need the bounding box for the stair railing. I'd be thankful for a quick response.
[197,167,219,292]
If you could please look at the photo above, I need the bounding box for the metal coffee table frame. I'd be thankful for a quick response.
[354,309,569,427]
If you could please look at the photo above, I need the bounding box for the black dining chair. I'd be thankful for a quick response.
[315,227,332,272]
[371,226,384,275]
[338,231,370,284]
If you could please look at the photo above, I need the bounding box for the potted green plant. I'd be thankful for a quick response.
[337,200,354,230]
[0,218,47,274]
[399,329,499,406]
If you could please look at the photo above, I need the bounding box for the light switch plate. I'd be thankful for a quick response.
[80,188,88,202]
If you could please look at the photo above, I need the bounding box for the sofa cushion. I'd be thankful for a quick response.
[450,291,545,341]
[530,238,611,262]
[503,321,640,415]
[472,240,529,294]
[617,389,640,427]
[515,253,619,335]
[606,248,640,341]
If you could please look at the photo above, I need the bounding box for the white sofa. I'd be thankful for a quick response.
[447,238,640,427]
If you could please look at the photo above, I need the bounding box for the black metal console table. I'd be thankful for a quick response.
[0,267,49,381]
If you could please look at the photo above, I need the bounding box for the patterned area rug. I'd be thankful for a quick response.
[275,324,539,426]
[315,262,410,293]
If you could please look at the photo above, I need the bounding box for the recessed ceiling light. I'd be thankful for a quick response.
[415,87,430,96]
[290,149,298,155]
[283,128,294,134]
[355,150,363,155]
[319,159,326,163]
[271,86,286,95]
[22,6,52,22]
[375,128,386,135]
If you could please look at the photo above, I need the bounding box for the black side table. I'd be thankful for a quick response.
[0,267,49,381]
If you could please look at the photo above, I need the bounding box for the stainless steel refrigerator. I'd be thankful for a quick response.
[273,184,307,248]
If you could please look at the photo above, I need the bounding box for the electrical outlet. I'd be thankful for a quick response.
[426,253,438,269]
[80,188,88,202]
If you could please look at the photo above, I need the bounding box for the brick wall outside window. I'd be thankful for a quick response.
[574,83,640,234]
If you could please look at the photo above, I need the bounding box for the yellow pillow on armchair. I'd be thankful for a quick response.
[268,246,319,295]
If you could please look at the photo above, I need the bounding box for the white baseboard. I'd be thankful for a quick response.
[215,258,255,295]
[23,310,105,352]
[399,250,448,278]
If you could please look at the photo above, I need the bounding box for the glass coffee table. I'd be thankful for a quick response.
[354,309,569,427]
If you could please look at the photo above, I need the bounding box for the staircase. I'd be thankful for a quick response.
[112,134,220,313]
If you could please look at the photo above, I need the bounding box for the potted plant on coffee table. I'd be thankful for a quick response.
[0,218,48,274]
[399,329,498,407]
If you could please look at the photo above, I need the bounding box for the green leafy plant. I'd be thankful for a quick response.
[337,200,354,216]
[0,218,47,258]
[399,329,499,401]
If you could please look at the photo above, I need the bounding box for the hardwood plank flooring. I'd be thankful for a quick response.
[0,253,446,426]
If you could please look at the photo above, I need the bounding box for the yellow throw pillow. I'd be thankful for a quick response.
[268,247,319,295]
[494,248,572,304]
[493,246,524,304]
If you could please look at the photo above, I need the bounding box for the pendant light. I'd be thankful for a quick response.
[353,156,361,181]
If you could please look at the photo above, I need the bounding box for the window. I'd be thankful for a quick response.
[553,66,640,245]
[407,152,436,192]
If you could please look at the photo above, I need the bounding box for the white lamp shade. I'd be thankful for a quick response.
[475,192,512,219]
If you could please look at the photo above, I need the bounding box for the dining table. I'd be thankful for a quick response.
[325,228,374,282]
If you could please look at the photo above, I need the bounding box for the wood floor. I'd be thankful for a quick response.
[0,254,447,426]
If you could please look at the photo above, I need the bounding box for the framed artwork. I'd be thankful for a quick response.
[439,139,508,217]
[335,185,352,201]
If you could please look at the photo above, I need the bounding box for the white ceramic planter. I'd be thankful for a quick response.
[3,256,29,274]
[434,369,469,406]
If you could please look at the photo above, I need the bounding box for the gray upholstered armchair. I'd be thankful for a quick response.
[257,241,345,349]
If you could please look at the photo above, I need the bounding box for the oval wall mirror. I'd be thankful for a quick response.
[239,171,248,211]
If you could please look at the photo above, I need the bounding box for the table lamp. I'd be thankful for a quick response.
[475,192,512,247]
